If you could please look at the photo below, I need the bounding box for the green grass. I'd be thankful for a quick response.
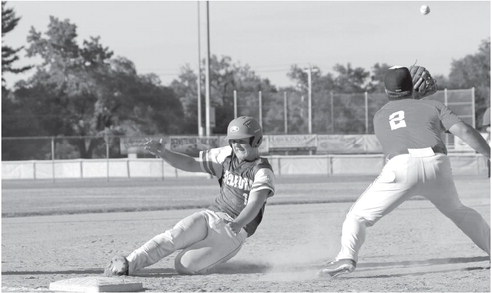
[2,175,488,217]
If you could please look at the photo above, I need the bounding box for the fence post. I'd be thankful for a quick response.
[327,156,330,177]
[284,92,288,134]
[51,137,55,182]
[329,156,333,176]
[234,90,238,119]
[105,131,110,182]
[444,88,449,146]
[471,87,476,128]
[308,77,312,134]
[258,91,263,128]
[127,159,131,179]
[364,92,369,134]
[330,92,334,133]
[277,157,281,177]
[162,159,165,181]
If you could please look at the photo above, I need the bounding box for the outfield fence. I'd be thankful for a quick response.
[2,153,488,181]
[2,88,480,161]
[233,88,477,134]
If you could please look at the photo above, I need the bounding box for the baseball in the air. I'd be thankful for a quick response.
[420,5,430,15]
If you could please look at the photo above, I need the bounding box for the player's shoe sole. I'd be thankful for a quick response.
[318,259,356,277]
[104,255,129,277]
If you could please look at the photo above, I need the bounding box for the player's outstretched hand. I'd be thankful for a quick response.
[144,138,164,157]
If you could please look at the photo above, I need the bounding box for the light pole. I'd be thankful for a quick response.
[303,65,318,134]
[204,1,211,137]
[196,1,203,136]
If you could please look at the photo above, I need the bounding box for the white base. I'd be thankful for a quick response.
[49,276,143,292]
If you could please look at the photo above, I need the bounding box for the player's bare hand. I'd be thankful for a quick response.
[226,221,242,235]
[144,138,164,156]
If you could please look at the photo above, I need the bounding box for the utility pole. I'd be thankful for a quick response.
[204,1,211,137]
[196,1,203,136]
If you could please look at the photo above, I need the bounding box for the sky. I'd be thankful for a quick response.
[2,1,491,88]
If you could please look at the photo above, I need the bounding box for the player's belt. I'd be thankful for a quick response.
[388,146,445,160]
[214,211,235,222]
[408,147,436,157]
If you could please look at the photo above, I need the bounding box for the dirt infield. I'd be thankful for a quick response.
[2,176,490,292]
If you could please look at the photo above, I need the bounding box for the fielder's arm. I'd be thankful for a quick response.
[228,189,269,234]
[144,138,202,172]
[449,122,491,159]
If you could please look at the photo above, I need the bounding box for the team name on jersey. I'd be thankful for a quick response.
[223,170,253,191]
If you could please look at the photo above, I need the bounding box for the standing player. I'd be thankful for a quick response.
[481,107,490,177]
[319,66,490,277]
[104,116,275,275]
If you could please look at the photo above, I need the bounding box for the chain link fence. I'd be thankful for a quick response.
[231,88,474,134]
[2,88,475,161]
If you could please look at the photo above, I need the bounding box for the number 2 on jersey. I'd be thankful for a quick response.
[389,110,407,130]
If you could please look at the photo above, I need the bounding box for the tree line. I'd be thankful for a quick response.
[2,2,490,159]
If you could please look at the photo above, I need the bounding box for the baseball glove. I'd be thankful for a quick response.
[409,65,438,99]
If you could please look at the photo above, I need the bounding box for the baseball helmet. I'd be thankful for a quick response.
[225,116,263,147]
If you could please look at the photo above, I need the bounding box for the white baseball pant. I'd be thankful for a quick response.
[336,148,490,262]
[126,209,247,274]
